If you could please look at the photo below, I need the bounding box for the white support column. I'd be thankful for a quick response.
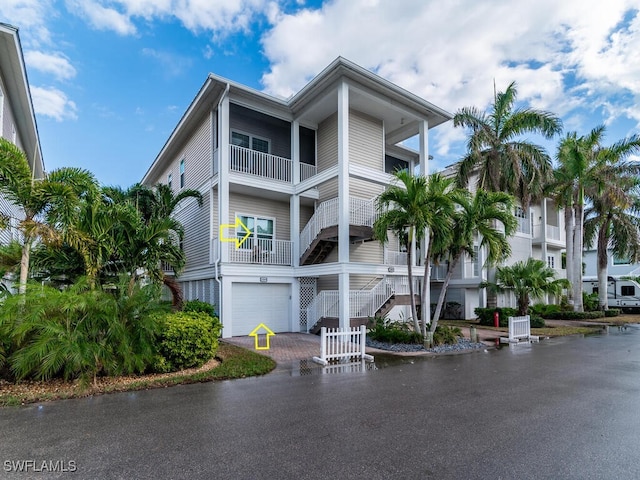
[292,119,300,184]
[337,81,350,328]
[418,120,431,325]
[291,194,300,268]
[218,89,230,263]
[541,198,548,261]
[220,276,233,338]
[291,278,301,332]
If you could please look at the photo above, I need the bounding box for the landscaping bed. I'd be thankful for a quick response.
[0,343,275,407]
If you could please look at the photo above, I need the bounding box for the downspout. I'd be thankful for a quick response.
[213,83,230,310]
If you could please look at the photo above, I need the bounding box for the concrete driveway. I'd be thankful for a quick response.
[2,325,640,479]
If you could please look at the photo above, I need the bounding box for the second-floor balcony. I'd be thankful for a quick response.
[212,237,293,266]
[224,145,317,184]
[532,223,564,243]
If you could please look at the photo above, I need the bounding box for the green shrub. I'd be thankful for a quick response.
[367,316,422,344]
[0,278,165,384]
[156,312,223,371]
[474,307,517,327]
[529,315,546,328]
[530,303,561,317]
[432,325,462,345]
[583,292,599,312]
[183,299,216,318]
[543,311,604,320]
[604,309,620,317]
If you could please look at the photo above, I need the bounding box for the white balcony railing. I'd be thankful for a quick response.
[384,251,408,266]
[230,144,292,183]
[516,215,531,235]
[300,163,317,182]
[431,264,448,281]
[532,224,562,241]
[211,237,292,266]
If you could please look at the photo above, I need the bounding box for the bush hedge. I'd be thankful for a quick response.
[183,299,216,318]
[475,307,545,328]
[368,316,422,344]
[604,309,620,317]
[543,311,604,320]
[155,312,223,372]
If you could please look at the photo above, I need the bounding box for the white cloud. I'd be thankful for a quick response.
[0,0,54,45]
[24,50,77,81]
[260,0,640,159]
[65,0,137,36]
[142,48,193,77]
[30,86,78,121]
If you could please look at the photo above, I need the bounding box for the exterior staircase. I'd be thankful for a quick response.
[307,276,421,333]
[299,196,377,265]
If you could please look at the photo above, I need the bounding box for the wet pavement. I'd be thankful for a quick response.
[2,325,640,479]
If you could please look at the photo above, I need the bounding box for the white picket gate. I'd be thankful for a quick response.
[500,315,539,343]
[312,326,374,366]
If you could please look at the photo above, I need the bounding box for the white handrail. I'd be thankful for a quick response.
[230,144,292,182]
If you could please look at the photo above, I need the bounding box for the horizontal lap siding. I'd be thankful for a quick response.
[154,113,212,189]
[229,193,291,240]
[350,178,383,201]
[175,190,210,270]
[349,110,383,170]
[318,177,338,203]
[318,274,338,292]
[350,275,381,290]
[300,205,314,232]
[0,196,20,244]
[350,241,383,264]
[317,113,337,173]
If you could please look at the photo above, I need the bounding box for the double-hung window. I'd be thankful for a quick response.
[231,131,270,154]
[179,159,185,188]
[236,214,275,252]
[167,173,173,190]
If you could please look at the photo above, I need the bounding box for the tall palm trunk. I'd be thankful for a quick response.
[573,202,584,312]
[596,219,610,310]
[19,239,32,295]
[564,206,574,304]
[406,227,420,334]
[430,253,462,333]
[420,236,432,338]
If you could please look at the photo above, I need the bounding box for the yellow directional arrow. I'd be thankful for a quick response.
[220,216,251,249]
[249,323,275,350]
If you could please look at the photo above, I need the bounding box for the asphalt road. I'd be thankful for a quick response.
[2,326,640,480]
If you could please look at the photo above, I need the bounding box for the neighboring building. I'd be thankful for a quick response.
[142,57,452,338]
[0,23,45,247]
[583,249,640,278]
[433,168,567,318]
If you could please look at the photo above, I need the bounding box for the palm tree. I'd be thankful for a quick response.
[418,173,458,337]
[430,189,517,332]
[374,170,430,334]
[454,81,562,208]
[554,127,640,311]
[483,258,570,316]
[0,139,95,293]
[583,149,640,310]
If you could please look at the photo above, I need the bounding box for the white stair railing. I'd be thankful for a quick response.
[306,276,419,331]
[299,196,378,258]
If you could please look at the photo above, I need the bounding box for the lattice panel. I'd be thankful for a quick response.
[299,277,317,331]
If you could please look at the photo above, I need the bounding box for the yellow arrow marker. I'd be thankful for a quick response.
[249,323,275,350]
[219,216,251,249]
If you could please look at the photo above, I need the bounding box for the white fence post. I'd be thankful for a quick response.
[313,326,374,365]
[500,315,539,344]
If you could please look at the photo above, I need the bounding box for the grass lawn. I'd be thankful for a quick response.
[440,319,607,337]
[0,342,276,407]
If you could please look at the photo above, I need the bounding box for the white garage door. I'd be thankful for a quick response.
[232,283,291,336]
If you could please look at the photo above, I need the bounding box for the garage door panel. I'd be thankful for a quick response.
[232,283,290,336]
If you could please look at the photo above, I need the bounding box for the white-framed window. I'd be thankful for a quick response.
[236,213,275,252]
[514,206,530,234]
[167,172,173,190]
[547,255,555,269]
[179,159,185,188]
[473,245,479,277]
[613,255,630,266]
[11,123,16,144]
[231,130,270,154]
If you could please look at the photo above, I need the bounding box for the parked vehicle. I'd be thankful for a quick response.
[583,276,640,312]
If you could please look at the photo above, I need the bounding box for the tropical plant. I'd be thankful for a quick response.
[482,258,570,316]
[0,139,96,293]
[417,173,458,337]
[454,81,562,208]
[553,127,640,311]
[430,189,517,332]
[374,170,430,334]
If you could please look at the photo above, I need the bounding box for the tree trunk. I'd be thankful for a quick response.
[163,274,184,310]
[564,206,574,304]
[573,202,584,312]
[406,228,420,334]
[420,237,432,338]
[596,219,610,310]
[430,253,461,334]
[19,239,31,294]
[518,292,529,316]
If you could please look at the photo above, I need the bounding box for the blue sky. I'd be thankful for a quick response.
[1,0,639,187]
